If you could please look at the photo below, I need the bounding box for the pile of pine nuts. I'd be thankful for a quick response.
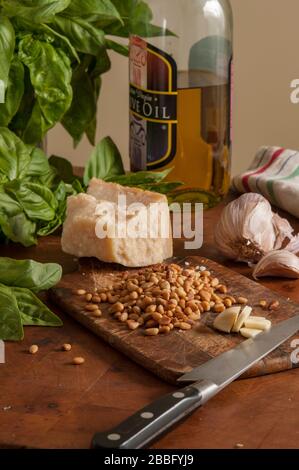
[76,263,249,336]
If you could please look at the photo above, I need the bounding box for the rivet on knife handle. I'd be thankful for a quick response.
[92,381,218,450]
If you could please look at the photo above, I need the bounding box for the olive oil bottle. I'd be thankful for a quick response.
[129,0,233,206]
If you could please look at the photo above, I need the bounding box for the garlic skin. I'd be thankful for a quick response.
[215,194,294,263]
[253,250,299,280]
[285,234,299,255]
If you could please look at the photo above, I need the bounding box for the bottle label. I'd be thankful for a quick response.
[129,36,178,170]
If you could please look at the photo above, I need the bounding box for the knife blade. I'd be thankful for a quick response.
[92,315,299,450]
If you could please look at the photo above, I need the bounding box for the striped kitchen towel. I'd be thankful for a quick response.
[233,146,299,218]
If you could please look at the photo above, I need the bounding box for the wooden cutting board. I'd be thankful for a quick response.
[50,256,299,385]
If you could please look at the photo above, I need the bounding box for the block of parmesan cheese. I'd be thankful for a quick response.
[61,178,173,267]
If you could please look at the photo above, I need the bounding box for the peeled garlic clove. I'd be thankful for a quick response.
[214,193,294,263]
[213,307,241,333]
[253,250,299,279]
[240,328,263,339]
[232,306,252,333]
[244,317,272,331]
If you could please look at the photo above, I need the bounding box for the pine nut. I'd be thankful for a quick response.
[214,303,226,313]
[29,345,38,355]
[201,301,211,312]
[73,357,85,365]
[85,304,99,311]
[91,309,102,318]
[62,344,72,351]
[119,312,128,322]
[237,297,248,305]
[152,312,163,322]
[224,298,233,308]
[110,302,125,313]
[85,293,92,302]
[127,320,140,331]
[76,289,86,296]
[100,293,107,302]
[145,328,159,336]
[92,296,102,303]
[179,322,192,330]
[259,300,267,309]
[159,326,171,334]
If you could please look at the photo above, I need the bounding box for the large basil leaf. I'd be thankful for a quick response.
[39,23,80,62]
[2,0,71,24]
[0,127,31,180]
[0,187,37,246]
[84,136,125,185]
[105,168,173,185]
[106,39,129,57]
[0,211,37,247]
[9,66,35,139]
[51,16,106,55]
[26,147,51,178]
[106,0,174,37]
[0,56,24,127]
[62,61,97,147]
[0,257,62,292]
[12,287,62,327]
[64,0,122,24]
[18,36,73,145]
[0,16,15,91]
[85,76,102,145]
[48,155,74,183]
[0,283,23,341]
[5,180,58,222]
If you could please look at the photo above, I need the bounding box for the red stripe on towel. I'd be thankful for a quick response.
[242,148,285,192]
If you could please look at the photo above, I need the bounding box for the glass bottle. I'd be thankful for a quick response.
[129,0,233,206]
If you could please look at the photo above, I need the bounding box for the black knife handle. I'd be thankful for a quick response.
[92,380,218,450]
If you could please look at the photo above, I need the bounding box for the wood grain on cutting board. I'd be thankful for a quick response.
[51,256,299,385]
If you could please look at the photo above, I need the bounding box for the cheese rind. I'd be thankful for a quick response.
[61,179,173,267]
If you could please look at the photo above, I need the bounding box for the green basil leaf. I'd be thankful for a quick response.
[51,16,106,55]
[105,168,173,185]
[84,136,125,185]
[62,63,97,147]
[105,0,175,37]
[18,36,73,145]
[0,283,23,341]
[40,23,80,62]
[64,0,122,24]
[138,181,184,194]
[0,211,37,247]
[27,147,51,178]
[9,66,35,139]
[0,257,62,292]
[49,155,75,183]
[85,76,102,145]
[0,186,36,247]
[11,287,63,327]
[0,127,31,180]
[106,39,129,57]
[0,16,15,91]
[2,0,71,24]
[5,180,58,222]
[0,56,24,127]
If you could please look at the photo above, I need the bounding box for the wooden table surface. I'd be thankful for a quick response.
[1,199,299,449]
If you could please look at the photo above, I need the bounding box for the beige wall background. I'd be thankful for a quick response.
[48,0,299,175]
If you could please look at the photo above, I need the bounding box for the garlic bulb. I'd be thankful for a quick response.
[253,250,299,279]
[215,194,294,263]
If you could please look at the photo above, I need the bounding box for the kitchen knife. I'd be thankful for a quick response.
[92,315,299,449]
